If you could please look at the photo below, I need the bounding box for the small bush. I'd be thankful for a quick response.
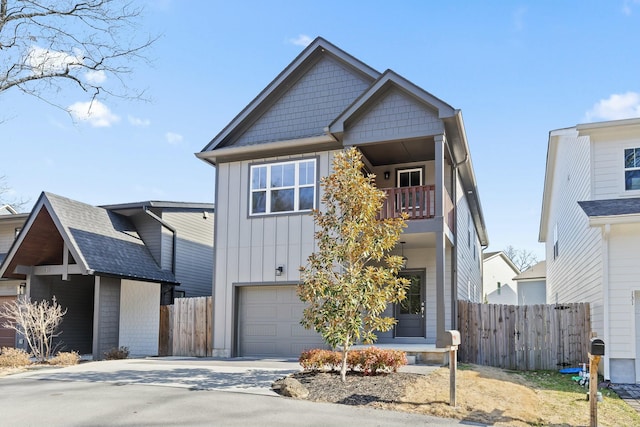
[103,346,129,360]
[300,347,407,375]
[0,347,31,368]
[48,351,80,366]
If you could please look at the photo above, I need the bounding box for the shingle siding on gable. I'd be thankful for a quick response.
[343,89,443,145]
[234,56,371,146]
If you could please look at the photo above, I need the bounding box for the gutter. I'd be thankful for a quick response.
[143,207,177,274]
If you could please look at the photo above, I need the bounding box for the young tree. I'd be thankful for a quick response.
[0,0,156,114]
[298,147,409,382]
[0,296,67,362]
[0,175,27,211]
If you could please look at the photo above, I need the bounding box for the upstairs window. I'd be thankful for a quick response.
[625,148,640,191]
[553,223,559,260]
[250,159,316,215]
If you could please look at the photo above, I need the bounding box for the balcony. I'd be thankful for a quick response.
[379,185,454,231]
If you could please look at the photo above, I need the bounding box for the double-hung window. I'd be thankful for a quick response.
[250,159,316,215]
[624,147,640,191]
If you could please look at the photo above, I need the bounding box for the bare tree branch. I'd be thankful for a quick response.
[0,0,157,114]
[503,245,539,272]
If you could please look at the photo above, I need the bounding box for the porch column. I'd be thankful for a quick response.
[92,276,100,360]
[435,134,446,347]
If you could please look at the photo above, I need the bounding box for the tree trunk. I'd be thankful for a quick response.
[340,348,348,383]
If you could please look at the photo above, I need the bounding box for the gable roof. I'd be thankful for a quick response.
[0,204,18,215]
[482,251,520,274]
[0,192,177,284]
[198,37,380,161]
[513,260,546,281]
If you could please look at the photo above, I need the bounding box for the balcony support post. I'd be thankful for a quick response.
[435,134,446,348]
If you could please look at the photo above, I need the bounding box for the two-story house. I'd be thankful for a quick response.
[539,117,640,383]
[482,251,520,305]
[197,37,488,358]
[0,192,214,358]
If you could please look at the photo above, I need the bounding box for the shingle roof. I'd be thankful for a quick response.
[578,198,640,217]
[513,261,546,281]
[43,193,177,284]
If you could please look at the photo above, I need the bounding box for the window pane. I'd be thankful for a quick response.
[271,164,283,187]
[299,187,314,210]
[399,172,409,187]
[299,161,315,185]
[252,191,266,213]
[270,164,295,187]
[251,166,267,190]
[626,170,640,191]
[626,149,635,168]
[410,171,421,186]
[271,189,294,212]
[635,148,640,167]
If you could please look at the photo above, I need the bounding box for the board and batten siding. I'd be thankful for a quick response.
[455,177,482,304]
[212,151,332,356]
[163,211,214,297]
[545,132,603,334]
[608,223,640,359]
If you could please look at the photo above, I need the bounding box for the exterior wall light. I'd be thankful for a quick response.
[275,265,284,276]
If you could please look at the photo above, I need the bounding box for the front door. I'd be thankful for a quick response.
[395,271,425,337]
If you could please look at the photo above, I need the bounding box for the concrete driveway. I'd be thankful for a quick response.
[0,358,476,426]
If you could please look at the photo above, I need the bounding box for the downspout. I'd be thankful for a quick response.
[602,223,611,380]
[143,207,177,274]
[450,144,469,326]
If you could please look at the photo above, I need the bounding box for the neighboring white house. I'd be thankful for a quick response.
[539,117,640,383]
[482,251,519,305]
[197,37,488,358]
[513,261,546,306]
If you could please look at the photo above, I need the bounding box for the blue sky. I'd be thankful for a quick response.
[2,0,640,261]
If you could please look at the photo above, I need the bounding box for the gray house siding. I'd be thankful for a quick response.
[213,151,331,355]
[163,210,214,297]
[234,56,372,147]
[96,277,120,356]
[130,212,162,267]
[343,88,444,145]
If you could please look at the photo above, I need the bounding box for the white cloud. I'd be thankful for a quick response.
[288,34,313,47]
[128,115,151,127]
[623,0,640,15]
[165,131,183,144]
[26,46,83,75]
[85,70,107,85]
[68,100,120,127]
[584,92,640,122]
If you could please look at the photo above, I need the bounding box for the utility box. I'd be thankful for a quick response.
[590,338,605,356]
[444,330,461,347]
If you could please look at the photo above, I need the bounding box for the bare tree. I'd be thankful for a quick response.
[0,175,27,211]
[0,296,67,362]
[0,0,156,113]
[503,245,538,272]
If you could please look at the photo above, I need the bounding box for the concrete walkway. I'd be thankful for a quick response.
[610,383,640,414]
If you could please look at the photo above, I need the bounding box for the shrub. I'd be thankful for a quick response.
[0,347,31,368]
[103,346,129,360]
[48,351,80,366]
[300,347,407,375]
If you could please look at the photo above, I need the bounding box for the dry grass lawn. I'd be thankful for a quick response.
[391,364,640,426]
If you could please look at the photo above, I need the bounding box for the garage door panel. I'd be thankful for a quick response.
[238,286,326,357]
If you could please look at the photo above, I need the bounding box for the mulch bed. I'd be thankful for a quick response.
[274,371,422,406]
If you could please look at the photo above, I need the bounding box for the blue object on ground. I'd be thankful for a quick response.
[559,367,582,374]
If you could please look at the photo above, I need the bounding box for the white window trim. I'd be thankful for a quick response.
[396,168,423,187]
[249,158,316,216]
[623,145,640,195]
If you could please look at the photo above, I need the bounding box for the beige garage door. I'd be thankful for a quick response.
[0,296,17,348]
[238,286,326,357]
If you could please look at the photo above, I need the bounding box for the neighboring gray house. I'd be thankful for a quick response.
[513,261,546,306]
[197,37,488,358]
[0,192,214,358]
[0,205,29,348]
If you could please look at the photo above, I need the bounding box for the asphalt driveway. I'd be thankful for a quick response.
[0,357,473,426]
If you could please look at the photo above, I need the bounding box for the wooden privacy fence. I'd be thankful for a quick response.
[457,301,591,370]
[159,296,212,357]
